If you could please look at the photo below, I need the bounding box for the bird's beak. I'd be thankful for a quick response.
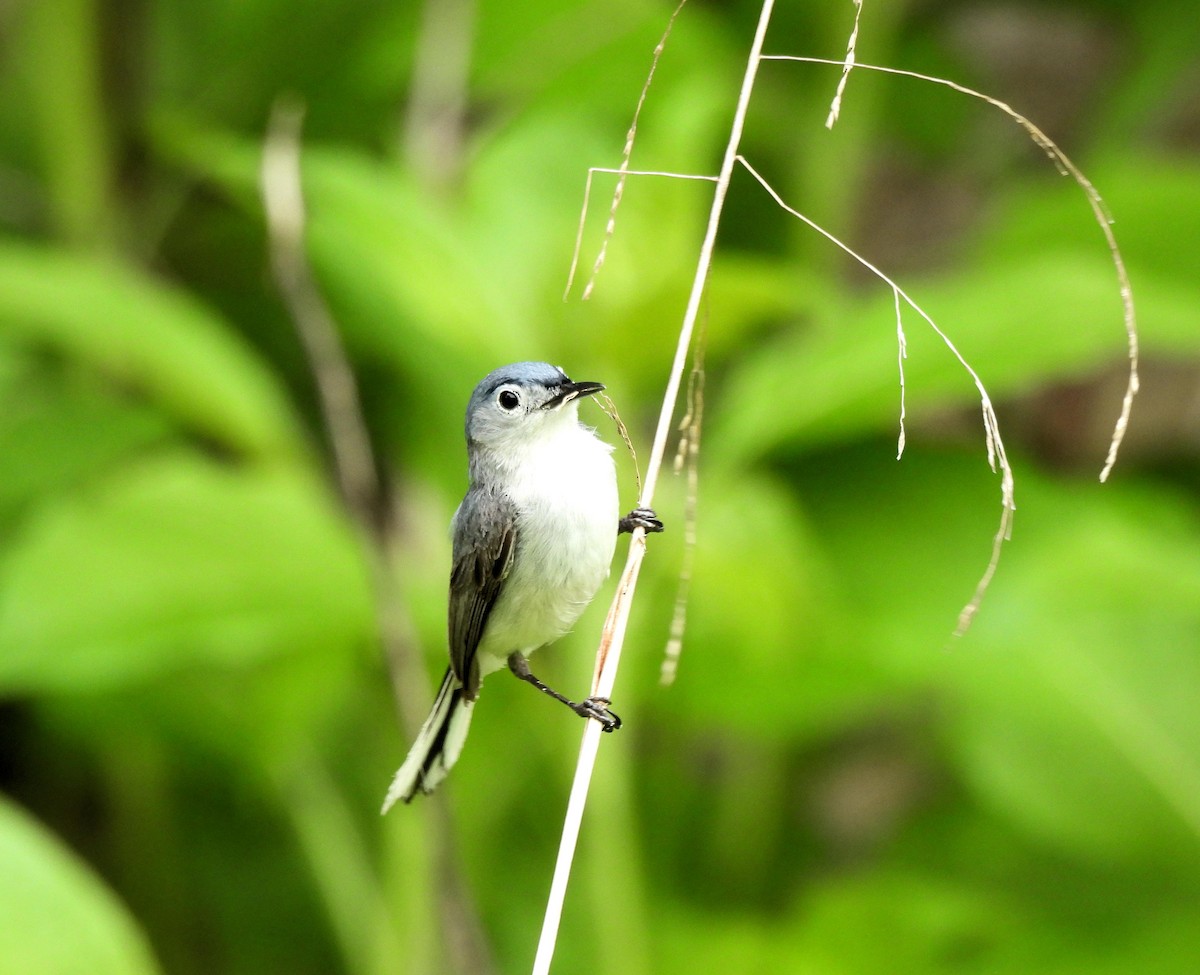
[543,380,605,410]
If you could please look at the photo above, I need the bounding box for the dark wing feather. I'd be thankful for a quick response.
[448,485,518,698]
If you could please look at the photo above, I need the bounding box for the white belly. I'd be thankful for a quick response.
[475,425,618,671]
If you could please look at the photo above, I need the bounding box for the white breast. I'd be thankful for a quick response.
[475,419,619,671]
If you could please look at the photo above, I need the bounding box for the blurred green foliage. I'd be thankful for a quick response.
[1,0,1199,973]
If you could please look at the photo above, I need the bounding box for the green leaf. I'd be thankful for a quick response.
[798,448,1200,868]
[789,871,1006,974]
[942,481,1200,868]
[0,453,374,693]
[0,358,170,518]
[982,158,1200,286]
[0,796,161,975]
[0,242,303,461]
[153,117,531,370]
[653,871,1009,975]
[630,472,890,740]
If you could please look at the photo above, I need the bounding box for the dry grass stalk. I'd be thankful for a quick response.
[763,55,1139,483]
[534,5,779,971]
[534,9,1140,974]
[662,321,707,687]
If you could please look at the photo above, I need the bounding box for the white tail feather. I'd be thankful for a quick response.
[381,669,475,812]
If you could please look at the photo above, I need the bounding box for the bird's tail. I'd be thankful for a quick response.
[381,668,474,812]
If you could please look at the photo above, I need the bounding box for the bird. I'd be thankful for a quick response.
[382,361,662,810]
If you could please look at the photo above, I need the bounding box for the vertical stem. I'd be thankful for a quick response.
[262,103,494,974]
[262,100,380,525]
[24,0,117,250]
[639,0,776,505]
[533,4,777,973]
[403,0,476,187]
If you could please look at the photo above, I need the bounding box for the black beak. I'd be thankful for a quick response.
[543,379,605,410]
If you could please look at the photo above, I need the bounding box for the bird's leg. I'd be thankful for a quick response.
[506,652,622,732]
[619,507,664,535]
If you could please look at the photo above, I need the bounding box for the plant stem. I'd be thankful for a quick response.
[532,3,778,972]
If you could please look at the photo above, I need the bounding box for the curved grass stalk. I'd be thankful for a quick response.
[762,55,1139,482]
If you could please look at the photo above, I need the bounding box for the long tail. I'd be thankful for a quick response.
[381,668,475,812]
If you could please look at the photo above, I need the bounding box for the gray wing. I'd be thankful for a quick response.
[448,485,518,699]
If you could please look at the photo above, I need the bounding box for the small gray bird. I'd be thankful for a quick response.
[382,362,662,810]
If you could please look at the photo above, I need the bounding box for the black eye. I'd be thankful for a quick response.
[498,389,520,411]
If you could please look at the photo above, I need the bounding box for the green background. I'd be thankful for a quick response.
[1,0,1198,972]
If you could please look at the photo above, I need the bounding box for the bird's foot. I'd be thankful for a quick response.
[509,653,623,731]
[573,696,622,732]
[619,507,664,535]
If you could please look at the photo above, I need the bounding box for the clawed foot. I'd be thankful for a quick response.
[509,653,624,731]
[619,507,664,535]
[573,696,622,732]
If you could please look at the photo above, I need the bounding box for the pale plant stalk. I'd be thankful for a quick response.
[596,392,644,496]
[402,0,475,185]
[535,8,1140,972]
[735,154,1014,635]
[262,101,493,975]
[262,100,378,517]
[532,4,778,972]
[825,0,863,129]
[764,55,1139,481]
[565,169,716,300]
[662,330,706,686]
[563,0,691,301]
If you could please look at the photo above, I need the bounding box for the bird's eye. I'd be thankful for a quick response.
[498,389,520,411]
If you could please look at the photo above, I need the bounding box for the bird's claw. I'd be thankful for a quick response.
[619,507,664,535]
[575,696,622,732]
